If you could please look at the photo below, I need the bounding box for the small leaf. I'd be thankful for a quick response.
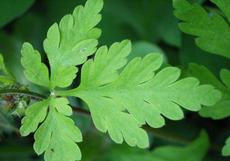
[34,106,82,161]
[20,97,83,161]
[21,43,50,88]
[0,54,15,85]
[186,64,230,119]
[43,0,103,88]
[223,137,230,156]
[53,97,72,116]
[20,99,50,136]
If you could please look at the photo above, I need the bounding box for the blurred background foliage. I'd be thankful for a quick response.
[0,0,230,161]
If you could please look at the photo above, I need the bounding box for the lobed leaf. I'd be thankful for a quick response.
[34,104,82,161]
[20,99,50,136]
[62,40,221,148]
[16,0,227,160]
[21,43,50,88]
[53,97,72,116]
[187,64,230,119]
[173,0,230,59]
[101,131,209,161]
[21,97,83,161]
[186,64,230,156]
[44,0,103,88]
[19,1,103,160]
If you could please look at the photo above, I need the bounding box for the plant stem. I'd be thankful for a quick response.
[0,89,90,115]
[0,89,45,100]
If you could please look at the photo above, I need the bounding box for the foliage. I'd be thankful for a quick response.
[87,130,209,161]
[174,0,230,157]
[186,64,230,119]
[223,137,230,156]
[0,0,230,161]
[0,54,15,86]
[174,0,230,59]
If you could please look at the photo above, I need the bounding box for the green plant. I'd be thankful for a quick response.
[173,0,230,156]
[0,0,230,160]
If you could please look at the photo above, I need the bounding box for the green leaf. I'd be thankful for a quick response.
[0,32,27,85]
[34,103,82,161]
[173,0,230,59]
[20,99,50,136]
[53,97,73,116]
[0,0,35,28]
[0,54,9,75]
[20,97,82,161]
[212,0,230,23]
[43,0,103,89]
[223,137,230,156]
[179,35,230,75]
[19,0,103,160]
[0,54,15,85]
[185,64,230,157]
[221,69,230,88]
[151,131,209,161]
[61,40,221,148]
[186,64,230,119]
[103,145,163,161]
[102,131,209,161]
[21,43,50,88]
[15,0,227,160]
[74,40,149,148]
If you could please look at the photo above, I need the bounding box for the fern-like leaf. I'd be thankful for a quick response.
[173,0,230,59]
[186,64,230,119]
[60,40,221,148]
[18,0,223,160]
[44,0,103,89]
[20,0,104,160]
